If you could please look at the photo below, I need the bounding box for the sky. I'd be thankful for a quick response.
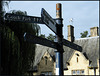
[4,1,99,39]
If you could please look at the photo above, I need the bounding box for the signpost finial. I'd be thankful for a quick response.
[56,3,62,18]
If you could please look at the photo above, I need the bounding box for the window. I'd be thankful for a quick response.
[45,56,48,65]
[41,72,52,76]
[76,70,80,75]
[76,53,79,63]
[81,70,84,74]
[72,70,76,75]
[72,70,84,75]
[77,57,78,62]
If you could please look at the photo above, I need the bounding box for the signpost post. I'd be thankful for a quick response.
[55,3,64,76]
[5,3,82,76]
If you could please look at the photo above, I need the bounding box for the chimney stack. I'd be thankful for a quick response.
[67,25,75,42]
[90,27,98,37]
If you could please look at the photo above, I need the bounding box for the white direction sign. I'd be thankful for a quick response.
[41,8,57,34]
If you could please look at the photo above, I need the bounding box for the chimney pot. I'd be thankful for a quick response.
[67,25,75,42]
[90,27,98,37]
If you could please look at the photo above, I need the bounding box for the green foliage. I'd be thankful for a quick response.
[0,0,3,26]
[0,0,10,26]
[39,34,45,38]
[80,31,88,38]
[39,34,55,41]
[1,10,40,75]
[0,26,20,75]
[6,10,40,75]
[46,34,55,41]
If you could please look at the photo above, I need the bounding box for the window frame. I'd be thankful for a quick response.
[41,72,52,76]
[72,69,84,75]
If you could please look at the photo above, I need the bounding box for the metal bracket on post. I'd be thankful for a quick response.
[56,23,63,38]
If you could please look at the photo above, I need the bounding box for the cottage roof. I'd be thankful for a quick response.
[63,36,99,68]
[33,44,55,66]
[33,36,99,69]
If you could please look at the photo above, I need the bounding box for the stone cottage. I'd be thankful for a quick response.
[32,25,99,75]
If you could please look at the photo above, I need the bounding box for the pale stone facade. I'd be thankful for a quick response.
[33,49,99,75]
[90,27,98,37]
[33,51,55,75]
[67,25,74,42]
[64,51,99,75]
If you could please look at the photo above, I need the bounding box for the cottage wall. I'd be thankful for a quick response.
[64,51,99,75]
[33,35,99,75]
[34,51,55,75]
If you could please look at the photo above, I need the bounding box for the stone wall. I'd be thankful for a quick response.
[34,51,55,75]
[64,51,99,75]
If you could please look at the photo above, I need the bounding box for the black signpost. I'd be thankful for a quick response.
[5,13,44,24]
[41,8,57,34]
[24,33,57,49]
[23,33,82,51]
[5,3,82,76]
[63,39,82,51]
